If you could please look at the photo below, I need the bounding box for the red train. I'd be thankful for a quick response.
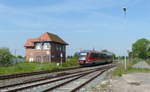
[78,50,113,65]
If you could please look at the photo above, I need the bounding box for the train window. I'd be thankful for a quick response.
[79,52,88,60]
[79,56,86,60]
[80,52,87,56]
[99,54,107,58]
[90,53,99,58]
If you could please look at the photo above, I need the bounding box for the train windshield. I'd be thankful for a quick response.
[78,52,87,60]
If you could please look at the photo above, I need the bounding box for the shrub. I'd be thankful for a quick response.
[0,48,13,66]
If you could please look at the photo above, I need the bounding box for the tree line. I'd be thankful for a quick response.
[130,38,150,59]
[0,48,23,66]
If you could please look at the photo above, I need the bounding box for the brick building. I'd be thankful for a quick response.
[24,32,68,62]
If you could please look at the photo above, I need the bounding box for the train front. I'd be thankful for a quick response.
[78,52,88,65]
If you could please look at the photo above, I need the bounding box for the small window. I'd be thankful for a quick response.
[36,56,41,62]
[35,43,42,49]
[63,46,65,51]
[43,43,50,49]
[59,46,61,51]
[56,46,59,51]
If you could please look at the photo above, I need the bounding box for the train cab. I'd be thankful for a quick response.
[78,52,89,65]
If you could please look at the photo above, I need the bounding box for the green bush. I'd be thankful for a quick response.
[0,48,13,66]
[64,57,79,66]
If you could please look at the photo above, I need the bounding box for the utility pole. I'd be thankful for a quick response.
[41,41,44,63]
[14,49,17,57]
[123,7,127,70]
[125,56,127,70]
[123,7,127,16]
[14,49,17,63]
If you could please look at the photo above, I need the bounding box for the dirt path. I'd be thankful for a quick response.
[98,73,150,92]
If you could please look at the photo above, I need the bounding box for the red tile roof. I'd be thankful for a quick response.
[24,32,68,47]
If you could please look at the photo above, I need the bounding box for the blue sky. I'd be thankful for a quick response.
[0,0,150,56]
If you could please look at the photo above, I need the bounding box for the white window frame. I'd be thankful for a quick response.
[35,43,42,50]
[43,42,50,50]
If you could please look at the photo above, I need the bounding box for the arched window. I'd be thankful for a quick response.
[35,43,42,50]
[43,42,50,49]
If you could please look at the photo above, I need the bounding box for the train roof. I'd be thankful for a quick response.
[79,50,93,53]
[79,50,100,53]
[100,52,114,56]
[79,50,114,56]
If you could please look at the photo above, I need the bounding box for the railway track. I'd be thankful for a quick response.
[0,64,115,92]
[43,69,105,92]
[0,66,81,80]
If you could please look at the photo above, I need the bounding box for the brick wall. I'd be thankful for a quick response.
[25,42,66,62]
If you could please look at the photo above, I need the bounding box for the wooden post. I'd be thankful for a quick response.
[125,56,127,70]
[60,53,63,67]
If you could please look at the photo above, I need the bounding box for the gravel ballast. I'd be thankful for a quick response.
[94,73,150,92]
[132,61,150,69]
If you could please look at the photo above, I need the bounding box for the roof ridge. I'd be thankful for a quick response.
[24,32,68,47]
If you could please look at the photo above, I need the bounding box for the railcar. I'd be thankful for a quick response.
[78,50,113,66]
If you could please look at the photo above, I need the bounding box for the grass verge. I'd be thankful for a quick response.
[0,58,79,75]
[112,58,150,76]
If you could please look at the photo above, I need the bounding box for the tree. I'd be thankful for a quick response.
[17,55,24,59]
[132,38,150,59]
[146,52,150,58]
[73,52,79,58]
[128,51,133,58]
[101,49,108,52]
[0,48,13,66]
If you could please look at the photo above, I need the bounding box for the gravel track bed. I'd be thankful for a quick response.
[0,71,87,92]
[51,70,103,92]
[0,67,85,87]
[0,64,111,87]
[1,69,98,92]
[78,67,116,92]
[0,64,114,92]
[21,76,80,92]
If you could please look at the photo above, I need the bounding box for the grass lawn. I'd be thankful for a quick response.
[112,58,150,76]
[112,64,150,76]
[0,58,79,75]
